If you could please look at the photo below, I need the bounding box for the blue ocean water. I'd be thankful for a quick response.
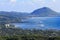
[12,17,60,30]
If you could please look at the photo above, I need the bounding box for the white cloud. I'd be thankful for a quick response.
[32,0,45,4]
[10,0,16,3]
[53,0,56,2]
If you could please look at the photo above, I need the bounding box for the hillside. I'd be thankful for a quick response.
[0,7,60,23]
[31,7,60,17]
[0,11,29,23]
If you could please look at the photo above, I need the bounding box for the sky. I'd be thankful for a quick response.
[0,0,60,13]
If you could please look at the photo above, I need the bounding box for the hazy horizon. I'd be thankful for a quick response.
[0,0,60,13]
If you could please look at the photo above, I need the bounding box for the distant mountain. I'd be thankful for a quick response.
[31,7,60,17]
[0,11,23,23]
[0,7,60,23]
[0,11,31,23]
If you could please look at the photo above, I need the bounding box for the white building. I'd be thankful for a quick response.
[5,24,15,28]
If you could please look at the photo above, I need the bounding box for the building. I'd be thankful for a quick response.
[5,24,15,28]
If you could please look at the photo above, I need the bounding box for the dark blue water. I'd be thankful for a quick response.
[12,17,60,30]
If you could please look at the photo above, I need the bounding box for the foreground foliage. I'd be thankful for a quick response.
[0,35,60,40]
[0,25,60,40]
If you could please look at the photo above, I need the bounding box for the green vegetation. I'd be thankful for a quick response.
[0,35,60,40]
[0,24,60,40]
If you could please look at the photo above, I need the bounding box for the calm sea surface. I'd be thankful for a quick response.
[12,17,60,30]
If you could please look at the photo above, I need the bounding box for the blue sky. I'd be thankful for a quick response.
[0,0,60,13]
